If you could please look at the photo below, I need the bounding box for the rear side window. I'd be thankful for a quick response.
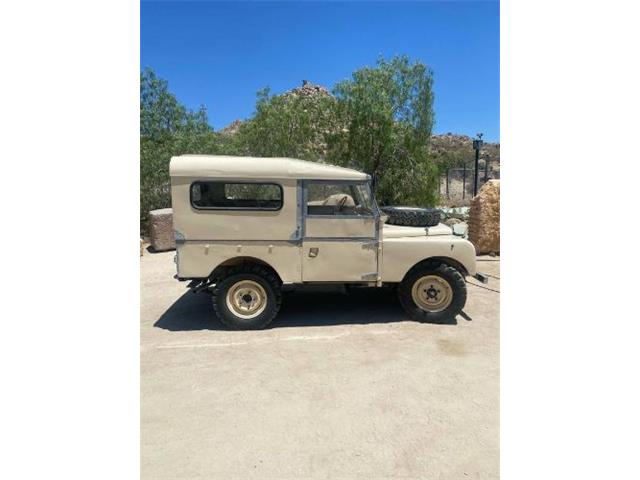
[190,182,283,210]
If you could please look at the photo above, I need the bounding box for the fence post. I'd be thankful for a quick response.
[472,134,484,196]
[462,163,467,200]
[446,168,450,199]
[473,146,480,196]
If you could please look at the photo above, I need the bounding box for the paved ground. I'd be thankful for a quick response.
[141,250,499,479]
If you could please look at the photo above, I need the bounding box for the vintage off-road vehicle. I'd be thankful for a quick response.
[170,155,487,329]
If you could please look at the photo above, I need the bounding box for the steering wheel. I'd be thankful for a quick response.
[337,194,348,212]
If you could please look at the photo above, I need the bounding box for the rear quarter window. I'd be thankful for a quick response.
[190,182,283,211]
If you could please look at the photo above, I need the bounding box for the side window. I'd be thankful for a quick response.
[306,182,374,216]
[191,182,282,210]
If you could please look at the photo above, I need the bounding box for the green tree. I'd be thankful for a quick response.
[328,56,438,206]
[238,86,342,160]
[140,67,210,138]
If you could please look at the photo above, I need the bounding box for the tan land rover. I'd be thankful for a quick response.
[170,155,487,329]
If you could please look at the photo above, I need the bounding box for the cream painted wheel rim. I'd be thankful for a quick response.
[411,275,453,312]
[226,280,268,320]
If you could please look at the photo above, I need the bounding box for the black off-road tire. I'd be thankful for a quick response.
[398,263,467,323]
[380,206,442,227]
[211,265,282,330]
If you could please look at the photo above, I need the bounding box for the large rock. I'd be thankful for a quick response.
[149,208,175,252]
[468,180,500,254]
[283,80,331,98]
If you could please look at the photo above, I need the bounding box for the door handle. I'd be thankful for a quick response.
[308,247,319,258]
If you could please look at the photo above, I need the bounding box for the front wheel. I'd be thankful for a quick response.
[211,266,282,330]
[398,264,467,323]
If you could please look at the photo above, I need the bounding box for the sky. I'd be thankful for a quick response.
[141,1,499,141]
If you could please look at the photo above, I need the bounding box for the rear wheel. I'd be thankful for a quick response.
[398,263,466,323]
[212,265,282,330]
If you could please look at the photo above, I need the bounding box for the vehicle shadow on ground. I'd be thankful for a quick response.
[154,287,469,331]
[145,245,172,254]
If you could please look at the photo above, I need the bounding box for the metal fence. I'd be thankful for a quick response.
[439,164,499,203]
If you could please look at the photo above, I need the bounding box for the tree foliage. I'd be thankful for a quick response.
[140,67,210,138]
[327,56,438,206]
[233,56,439,206]
[238,87,342,161]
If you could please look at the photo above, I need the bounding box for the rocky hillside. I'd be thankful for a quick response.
[219,119,242,136]
[430,133,500,167]
[282,79,331,98]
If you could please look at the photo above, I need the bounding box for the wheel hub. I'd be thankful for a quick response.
[226,280,268,320]
[411,275,453,312]
[425,286,438,299]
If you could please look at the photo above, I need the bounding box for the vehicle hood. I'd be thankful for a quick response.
[382,223,453,238]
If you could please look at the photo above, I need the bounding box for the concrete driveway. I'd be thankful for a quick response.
[141,250,499,479]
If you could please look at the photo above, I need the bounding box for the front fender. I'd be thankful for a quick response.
[380,236,477,282]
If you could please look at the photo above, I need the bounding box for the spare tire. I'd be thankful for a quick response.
[380,206,442,227]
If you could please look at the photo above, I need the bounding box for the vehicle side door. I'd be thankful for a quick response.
[301,180,379,282]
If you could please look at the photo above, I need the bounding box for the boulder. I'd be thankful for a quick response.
[149,208,175,252]
[468,180,500,254]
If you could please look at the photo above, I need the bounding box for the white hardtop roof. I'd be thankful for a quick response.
[170,155,370,181]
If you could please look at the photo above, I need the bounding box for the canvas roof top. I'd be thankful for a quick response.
[170,155,369,181]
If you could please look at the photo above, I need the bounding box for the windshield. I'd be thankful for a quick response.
[352,183,374,215]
